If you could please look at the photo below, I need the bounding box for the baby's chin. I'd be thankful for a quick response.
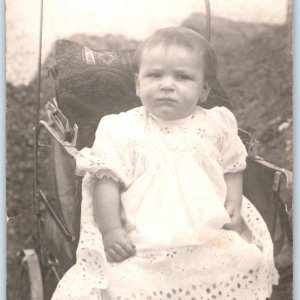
[150,109,195,122]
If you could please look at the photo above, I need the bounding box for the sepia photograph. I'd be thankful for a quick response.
[6,0,293,299]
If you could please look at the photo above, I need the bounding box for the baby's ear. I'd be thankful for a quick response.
[199,81,212,103]
[134,73,140,97]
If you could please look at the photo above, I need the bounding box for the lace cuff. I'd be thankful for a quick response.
[222,150,247,173]
[213,107,247,174]
[75,148,130,188]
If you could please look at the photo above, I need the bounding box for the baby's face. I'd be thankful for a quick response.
[136,44,209,121]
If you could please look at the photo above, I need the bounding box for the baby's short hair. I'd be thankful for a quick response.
[132,26,217,83]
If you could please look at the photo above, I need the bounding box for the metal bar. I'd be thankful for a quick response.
[32,0,44,254]
[272,171,282,192]
[272,188,293,243]
[204,0,211,42]
[39,189,76,243]
[50,264,61,283]
[35,0,44,130]
[43,256,61,284]
[32,126,41,241]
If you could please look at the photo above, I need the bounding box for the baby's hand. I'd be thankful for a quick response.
[103,228,136,262]
[223,200,243,234]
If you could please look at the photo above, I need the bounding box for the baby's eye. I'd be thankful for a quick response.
[176,74,191,80]
[147,73,161,78]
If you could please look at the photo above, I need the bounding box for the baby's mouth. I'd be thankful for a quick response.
[156,97,177,103]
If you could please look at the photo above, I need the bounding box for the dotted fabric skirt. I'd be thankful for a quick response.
[101,228,276,300]
[51,176,278,300]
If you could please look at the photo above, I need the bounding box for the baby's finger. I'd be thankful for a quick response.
[105,250,113,262]
[120,238,136,255]
[223,222,233,230]
[107,247,124,262]
[113,243,131,258]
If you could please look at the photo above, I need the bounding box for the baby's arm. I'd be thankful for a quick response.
[223,171,243,233]
[93,177,136,262]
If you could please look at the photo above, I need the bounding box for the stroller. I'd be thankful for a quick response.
[13,1,293,299]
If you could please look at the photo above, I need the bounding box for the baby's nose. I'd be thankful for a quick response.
[160,76,175,91]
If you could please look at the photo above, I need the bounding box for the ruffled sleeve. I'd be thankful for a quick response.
[76,114,133,189]
[215,107,247,173]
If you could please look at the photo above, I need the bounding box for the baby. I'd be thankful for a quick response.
[52,26,278,300]
[94,27,243,263]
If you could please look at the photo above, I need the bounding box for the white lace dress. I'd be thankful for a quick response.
[51,106,278,300]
